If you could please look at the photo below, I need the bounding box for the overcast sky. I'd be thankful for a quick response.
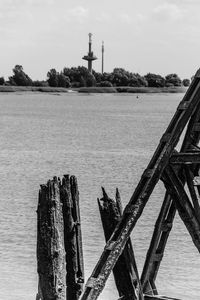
[1,0,200,80]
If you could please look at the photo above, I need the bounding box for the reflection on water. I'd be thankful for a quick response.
[0,92,199,300]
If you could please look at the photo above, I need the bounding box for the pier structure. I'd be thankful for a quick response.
[82,33,97,74]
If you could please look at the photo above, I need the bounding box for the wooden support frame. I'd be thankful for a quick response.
[163,165,200,252]
[80,70,200,300]
[140,89,200,295]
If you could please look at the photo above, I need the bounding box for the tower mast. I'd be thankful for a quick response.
[101,41,104,74]
[82,33,97,73]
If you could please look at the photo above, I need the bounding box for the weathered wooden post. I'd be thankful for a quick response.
[60,175,84,300]
[98,187,143,300]
[36,177,66,300]
[36,175,84,300]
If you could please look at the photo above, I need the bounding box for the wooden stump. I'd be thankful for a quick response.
[98,187,143,300]
[36,177,66,300]
[36,175,84,300]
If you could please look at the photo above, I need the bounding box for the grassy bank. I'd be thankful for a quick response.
[0,85,188,93]
[0,85,73,93]
[78,86,188,93]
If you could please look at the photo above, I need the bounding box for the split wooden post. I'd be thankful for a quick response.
[37,175,84,300]
[36,177,66,300]
[98,187,143,300]
[60,175,84,300]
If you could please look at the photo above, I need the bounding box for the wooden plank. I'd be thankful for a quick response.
[36,177,66,300]
[118,294,182,300]
[141,193,174,295]
[184,166,200,220]
[70,175,85,291]
[170,152,200,164]
[80,70,200,300]
[192,122,200,131]
[144,296,182,300]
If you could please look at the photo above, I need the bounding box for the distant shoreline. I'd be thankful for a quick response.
[0,85,188,94]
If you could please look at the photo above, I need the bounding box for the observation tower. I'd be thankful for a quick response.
[82,33,97,73]
[101,41,104,74]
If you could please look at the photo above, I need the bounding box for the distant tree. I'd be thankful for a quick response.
[58,73,71,88]
[165,73,182,87]
[145,73,165,87]
[79,76,86,87]
[8,77,17,86]
[182,78,190,87]
[71,81,81,88]
[101,72,113,82]
[33,80,49,87]
[9,65,32,86]
[129,73,148,87]
[93,71,103,83]
[85,73,96,87]
[63,66,95,87]
[0,77,5,85]
[97,81,113,87]
[110,68,130,86]
[47,69,59,87]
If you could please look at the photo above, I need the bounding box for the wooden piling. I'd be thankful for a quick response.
[36,177,66,300]
[60,175,84,300]
[98,187,143,300]
[37,175,84,300]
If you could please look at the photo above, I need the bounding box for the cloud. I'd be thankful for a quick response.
[1,0,55,7]
[119,12,146,26]
[152,3,185,22]
[120,13,133,24]
[166,0,200,4]
[66,6,89,22]
[96,12,112,23]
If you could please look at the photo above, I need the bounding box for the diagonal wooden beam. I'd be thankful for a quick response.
[144,296,182,300]
[163,165,200,252]
[141,194,176,295]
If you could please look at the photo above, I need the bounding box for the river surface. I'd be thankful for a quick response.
[0,92,199,300]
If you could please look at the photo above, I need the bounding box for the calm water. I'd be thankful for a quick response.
[0,92,199,300]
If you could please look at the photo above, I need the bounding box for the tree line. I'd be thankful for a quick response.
[0,65,191,88]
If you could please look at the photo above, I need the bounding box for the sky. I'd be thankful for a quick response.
[1,0,200,80]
